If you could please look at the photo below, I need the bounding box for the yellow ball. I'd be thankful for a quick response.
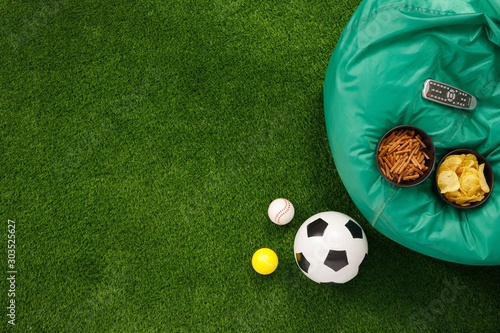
[252,248,278,275]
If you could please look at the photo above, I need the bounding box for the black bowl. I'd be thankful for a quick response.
[436,149,494,209]
[376,125,436,187]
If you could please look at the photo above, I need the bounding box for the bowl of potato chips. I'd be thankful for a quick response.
[436,149,494,208]
[376,125,436,187]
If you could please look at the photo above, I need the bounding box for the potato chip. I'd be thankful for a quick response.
[459,170,480,192]
[439,155,463,172]
[464,154,478,161]
[437,170,460,193]
[458,159,477,171]
[437,166,454,173]
[467,185,481,197]
[444,190,462,200]
[478,163,490,193]
[455,193,483,204]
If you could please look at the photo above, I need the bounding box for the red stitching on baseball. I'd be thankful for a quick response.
[275,199,290,225]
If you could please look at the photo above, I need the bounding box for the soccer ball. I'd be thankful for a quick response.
[294,211,368,284]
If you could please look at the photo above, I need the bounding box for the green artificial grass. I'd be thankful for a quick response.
[1,0,499,332]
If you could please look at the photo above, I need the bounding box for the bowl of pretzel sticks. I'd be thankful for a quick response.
[376,125,436,187]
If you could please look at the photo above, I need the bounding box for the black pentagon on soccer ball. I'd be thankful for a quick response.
[345,219,363,239]
[307,218,329,237]
[324,250,349,272]
[295,252,310,273]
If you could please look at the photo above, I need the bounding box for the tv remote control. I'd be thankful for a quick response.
[422,79,477,110]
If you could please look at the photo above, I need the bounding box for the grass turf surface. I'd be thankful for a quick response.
[1,0,499,332]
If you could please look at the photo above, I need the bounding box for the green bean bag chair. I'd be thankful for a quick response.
[324,0,499,265]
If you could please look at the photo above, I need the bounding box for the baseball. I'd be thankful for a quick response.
[268,198,295,225]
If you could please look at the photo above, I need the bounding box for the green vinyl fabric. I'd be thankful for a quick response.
[324,0,500,265]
